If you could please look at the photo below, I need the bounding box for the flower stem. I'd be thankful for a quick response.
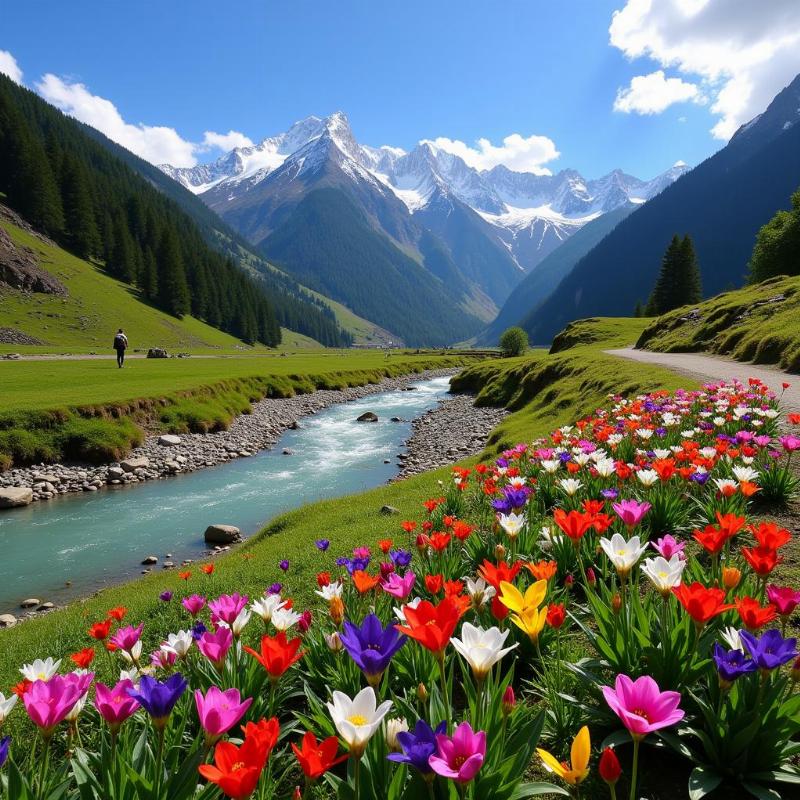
[438,655,451,731]
[354,756,361,800]
[629,737,640,800]
[37,736,51,800]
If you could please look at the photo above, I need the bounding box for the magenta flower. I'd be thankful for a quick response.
[151,649,176,669]
[612,499,651,528]
[194,686,252,742]
[94,679,140,732]
[429,721,486,783]
[110,623,144,653]
[652,534,685,560]
[182,594,206,617]
[23,676,86,736]
[779,435,800,452]
[767,585,800,617]
[208,593,248,626]
[198,627,233,668]
[602,674,684,740]
[381,571,416,599]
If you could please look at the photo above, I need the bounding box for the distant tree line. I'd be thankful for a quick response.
[0,75,351,348]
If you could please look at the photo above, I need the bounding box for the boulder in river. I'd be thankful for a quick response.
[158,434,181,446]
[142,555,158,565]
[0,487,34,508]
[204,524,241,545]
[20,598,40,609]
[356,411,378,423]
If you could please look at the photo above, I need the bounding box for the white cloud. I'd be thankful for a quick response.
[423,132,560,174]
[202,130,254,151]
[36,73,199,166]
[609,0,800,139]
[0,50,23,84]
[614,70,701,114]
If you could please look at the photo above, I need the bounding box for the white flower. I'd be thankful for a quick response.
[251,594,287,622]
[608,434,624,446]
[464,577,495,607]
[636,428,654,440]
[636,469,659,487]
[713,416,726,427]
[161,630,193,659]
[721,627,743,651]
[653,449,672,460]
[599,533,647,577]
[65,693,88,723]
[764,409,779,419]
[507,476,527,489]
[271,607,302,632]
[451,623,518,680]
[20,657,61,682]
[385,717,409,752]
[700,447,717,459]
[326,686,392,757]
[394,596,422,623]
[595,458,616,478]
[713,478,738,494]
[559,478,583,496]
[0,692,18,724]
[641,555,685,596]
[119,667,141,683]
[540,459,560,474]
[231,608,251,635]
[120,641,143,664]
[498,512,526,538]
[538,526,562,551]
[325,631,343,652]
[732,465,759,483]
[573,452,591,466]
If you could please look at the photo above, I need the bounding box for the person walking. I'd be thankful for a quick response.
[113,328,128,368]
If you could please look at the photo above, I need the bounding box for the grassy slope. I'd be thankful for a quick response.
[0,220,275,354]
[636,275,800,371]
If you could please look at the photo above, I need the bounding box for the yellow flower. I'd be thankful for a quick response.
[498,579,547,615]
[536,725,591,786]
[510,605,547,643]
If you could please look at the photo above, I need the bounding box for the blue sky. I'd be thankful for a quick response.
[2,0,799,178]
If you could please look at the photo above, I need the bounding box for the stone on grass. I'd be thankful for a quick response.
[204,524,241,545]
[380,505,400,515]
[0,614,17,628]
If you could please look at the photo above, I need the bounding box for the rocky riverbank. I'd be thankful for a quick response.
[0,369,460,508]
[394,393,508,479]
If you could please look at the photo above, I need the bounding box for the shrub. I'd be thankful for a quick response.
[499,326,529,357]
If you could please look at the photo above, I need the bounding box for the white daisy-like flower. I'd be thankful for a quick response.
[451,623,518,680]
[599,533,648,577]
[559,478,583,496]
[20,657,61,682]
[271,607,302,632]
[251,594,287,622]
[326,687,392,757]
[636,469,659,487]
[314,582,344,601]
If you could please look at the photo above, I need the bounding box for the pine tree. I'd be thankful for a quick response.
[11,132,64,236]
[633,300,644,318]
[646,235,702,315]
[141,248,159,300]
[109,214,135,282]
[157,228,190,317]
[61,155,100,258]
[678,234,702,305]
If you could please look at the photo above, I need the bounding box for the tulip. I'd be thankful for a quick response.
[23,675,87,738]
[161,630,193,659]
[384,717,409,752]
[94,680,140,732]
[126,673,187,729]
[641,554,685,596]
[251,593,287,622]
[429,721,486,784]
[536,725,590,786]
[611,499,651,528]
[502,685,515,717]
[387,719,446,775]
[339,613,406,687]
[450,623,517,682]
[651,534,685,560]
[394,597,463,659]
[198,735,267,799]
[109,624,144,656]
[380,571,415,599]
[736,597,777,630]
[722,566,741,590]
[599,746,622,791]
[292,730,348,781]
[739,629,798,671]
[326,686,392,758]
[271,607,303,631]
[599,533,648,579]
[0,692,18,726]
[244,632,305,684]
[0,736,8,769]
[195,686,253,743]
[209,593,249,626]
[181,594,206,617]
[673,582,733,628]
[767,585,800,621]
[498,579,546,616]
[712,643,756,688]
[198,627,233,669]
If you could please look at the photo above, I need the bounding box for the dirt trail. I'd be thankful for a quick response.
[607,347,800,414]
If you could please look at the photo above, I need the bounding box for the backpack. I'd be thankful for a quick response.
[114,333,127,349]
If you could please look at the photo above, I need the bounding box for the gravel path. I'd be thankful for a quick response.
[607,348,800,413]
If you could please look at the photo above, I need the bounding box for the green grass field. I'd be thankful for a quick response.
[636,275,800,371]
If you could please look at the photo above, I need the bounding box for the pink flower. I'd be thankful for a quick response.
[652,534,685,561]
[429,721,486,783]
[612,499,651,528]
[181,594,206,617]
[298,610,313,634]
[353,547,371,559]
[110,624,144,653]
[767,585,800,617]
[23,675,87,736]
[198,627,233,668]
[151,649,176,669]
[208,594,248,626]
[602,674,684,740]
[94,679,140,732]
[381,571,416,599]
[779,435,800,453]
[194,686,252,742]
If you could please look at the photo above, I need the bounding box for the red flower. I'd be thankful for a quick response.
[490,595,510,621]
[546,604,566,628]
[429,532,451,552]
[443,579,464,597]
[107,606,127,622]
[693,525,728,555]
[452,521,474,541]
[198,736,267,799]
[750,522,792,550]
[526,560,558,581]
[378,539,393,554]
[292,731,348,780]
[11,679,31,698]
[742,546,782,577]
[651,459,676,481]
[478,559,522,590]
[241,717,280,759]
[201,564,215,575]
[582,499,605,515]
[244,632,305,682]
[70,647,95,668]
[715,512,745,539]
[316,572,331,588]
[401,521,417,533]
[599,747,622,785]
[736,596,777,630]
[88,619,113,641]
[425,574,444,595]
[179,571,192,581]
[395,597,464,658]
[553,509,594,542]
[673,582,733,625]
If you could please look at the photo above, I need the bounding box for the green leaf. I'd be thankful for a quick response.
[600,730,632,750]
[510,782,570,798]
[741,781,782,800]
[688,766,723,800]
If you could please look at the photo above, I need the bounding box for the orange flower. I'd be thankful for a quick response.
[352,571,381,594]
[478,558,522,590]
[425,574,444,595]
[526,560,558,581]
[107,606,127,622]
[88,619,113,641]
[429,532,451,552]
[423,498,444,513]
[70,647,95,668]
[553,509,594,542]
[328,597,344,626]
[378,539,393,554]
[739,481,760,497]
[715,512,745,539]
[395,597,464,658]
[244,632,305,682]
[179,571,192,581]
[721,567,741,590]
[292,731,348,780]
[673,582,733,625]
[736,596,777,630]
[742,546,782,577]
[401,521,417,533]
[198,736,267,799]
[651,459,676,481]
[201,564,215,575]
[750,522,792,550]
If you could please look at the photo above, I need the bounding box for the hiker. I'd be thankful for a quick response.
[113,328,128,368]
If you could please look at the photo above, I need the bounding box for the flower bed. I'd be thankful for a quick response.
[1,379,799,799]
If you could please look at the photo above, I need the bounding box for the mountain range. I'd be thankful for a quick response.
[160,113,685,345]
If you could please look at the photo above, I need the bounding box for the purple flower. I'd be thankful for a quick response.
[652,534,685,560]
[339,613,406,685]
[713,643,756,683]
[191,621,207,640]
[126,674,187,728]
[335,557,349,568]
[690,472,710,485]
[490,497,512,514]
[0,736,9,768]
[601,488,619,500]
[387,719,446,774]
[740,629,798,670]
[279,560,290,572]
[389,549,412,568]
[315,539,330,551]
[159,590,173,602]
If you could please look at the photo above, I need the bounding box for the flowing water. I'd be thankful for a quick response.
[0,376,451,613]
